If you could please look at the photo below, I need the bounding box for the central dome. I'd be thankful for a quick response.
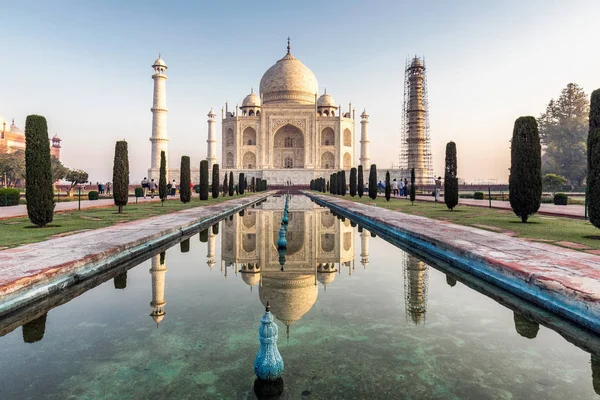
[259,49,318,105]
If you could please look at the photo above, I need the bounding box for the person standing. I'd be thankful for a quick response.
[141,177,149,198]
[171,180,177,196]
[148,179,156,198]
[392,179,399,197]
[399,178,405,197]
[404,178,409,198]
[106,182,111,195]
[434,176,442,202]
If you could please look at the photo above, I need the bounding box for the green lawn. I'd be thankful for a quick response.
[0,194,251,248]
[317,192,600,250]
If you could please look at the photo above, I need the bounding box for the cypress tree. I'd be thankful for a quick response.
[25,115,54,226]
[310,180,314,190]
[199,228,208,243]
[244,177,248,193]
[180,238,190,253]
[357,165,364,198]
[385,171,391,201]
[350,167,357,196]
[211,164,219,199]
[588,89,600,228]
[444,141,459,211]
[239,173,245,194]
[509,116,542,223]
[179,156,191,203]
[229,171,234,196]
[112,140,129,214]
[340,170,347,195]
[326,179,330,193]
[199,160,209,200]
[223,174,228,196]
[212,223,219,235]
[410,168,416,204]
[332,173,338,195]
[251,176,255,192]
[159,151,167,206]
[368,164,377,200]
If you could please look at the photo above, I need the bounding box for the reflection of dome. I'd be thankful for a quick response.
[151,313,165,325]
[317,92,336,108]
[242,272,261,287]
[242,91,261,107]
[259,45,318,105]
[259,274,318,327]
[317,264,336,287]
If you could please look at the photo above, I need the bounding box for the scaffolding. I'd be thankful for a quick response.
[399,56,434,184]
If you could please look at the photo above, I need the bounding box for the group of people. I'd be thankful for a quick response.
[378,178,410,197]
[96,182,111,195]
[140,177,191,199]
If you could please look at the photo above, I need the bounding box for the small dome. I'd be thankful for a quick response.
[242,91,261,108]
[153,56,167,68]
[410,57,423,68]
[360,109,369,119]
[317,92,336,108]
[241,271,261,287]
[10,120,24,135]
[317,271,336,286]
[52,134,61,141]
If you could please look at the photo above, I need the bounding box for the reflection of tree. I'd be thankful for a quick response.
[513,312,539,339]
[592,354,600,395]
[180,238,190,253]
[200,229,208,243]
[114,271,127,289]
[446,274,457,287]
[254,377,284,400]
[22,313,47,343]
[403,254,428,325]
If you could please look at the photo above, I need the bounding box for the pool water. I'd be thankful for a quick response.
[0,195,598,399]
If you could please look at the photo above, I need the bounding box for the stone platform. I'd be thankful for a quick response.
[0,192,271,317]
[305,192,600,334]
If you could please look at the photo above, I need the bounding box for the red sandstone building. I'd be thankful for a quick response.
[0,117,62,160]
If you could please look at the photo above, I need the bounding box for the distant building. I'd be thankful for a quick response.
[0,116,62,160]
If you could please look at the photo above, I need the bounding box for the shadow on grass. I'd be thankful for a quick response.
[509,220,542,224]
[583,236,600,240]
[24,225,62,229]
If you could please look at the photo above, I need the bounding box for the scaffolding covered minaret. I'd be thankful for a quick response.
[400,56,433,185]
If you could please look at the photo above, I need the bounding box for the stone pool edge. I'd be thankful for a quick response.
[304,191,600,335]
[0,192,272,317]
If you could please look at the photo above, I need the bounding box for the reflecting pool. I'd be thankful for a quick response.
[0,195,599,399]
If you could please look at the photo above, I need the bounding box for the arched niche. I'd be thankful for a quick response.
[343,128,352,146]
[321,127,335,146]
[343,152,351,169]
[321,151,334,169]
[226,128,234,147]
[243,127,257,146]
[226,152,234,168]
[243,151,256,169]
[273,124,304,168]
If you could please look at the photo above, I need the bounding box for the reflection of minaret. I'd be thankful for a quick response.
[403,254,429,325]
[150,252,167,327]
[207,231,216,269]
[360,229,370,268]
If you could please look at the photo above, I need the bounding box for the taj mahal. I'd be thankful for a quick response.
[148,39,372,185]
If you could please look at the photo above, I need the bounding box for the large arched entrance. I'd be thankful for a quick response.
[273,124,304,168]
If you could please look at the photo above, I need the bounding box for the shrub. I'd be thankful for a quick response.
[25,115,54,226]
[0,188,20,206]
[444,141,459,210]
[135,187,144,198]
[88,191,99,200]
[199,160,209,200]
[410,168,416,204]
[554,192,568,205]
[199,229,208,243]
[179,156,191,203]
[239,173,245,195]
[509,116,542,222]
[340,171,347,195]
[180,238,190,253]
[251,177,255,192]
[112,141,129,213]
[474,192,484,200]
[159,151,168,205]
[193,184,200,194]
[357,165,364,198]
[211,164,219,199]
[368,164,377,200]
[212,223,219,235]
[223,174,228,196]
[385,171,391,201]
[589,89,600,228]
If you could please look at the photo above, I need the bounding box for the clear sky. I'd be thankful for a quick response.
[2,0,599,183]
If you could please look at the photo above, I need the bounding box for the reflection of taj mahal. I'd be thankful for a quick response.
[220,196,361,334]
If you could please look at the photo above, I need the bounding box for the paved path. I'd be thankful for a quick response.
[0,195,180,220]
[0,192,271,317]
[376,193,586,219]
[307,192,600,334]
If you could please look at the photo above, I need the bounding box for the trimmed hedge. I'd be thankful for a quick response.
[179,156,191,203]
[25,115,54,226]
[589,89,600,228]
[554,192,568,205]
[159,151,167,204]
[0,188,20,206]
[474,192,484,200]
[113,140,129,213]
[88,191,99,200]
[211,164,219,199]
[135,187,144,198]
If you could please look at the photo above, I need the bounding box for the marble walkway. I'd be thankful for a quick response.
[307,192,600,334]
[0,192,270,316]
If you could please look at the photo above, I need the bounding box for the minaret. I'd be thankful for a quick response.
[207,108,217,172]
[150,252,168,326]
[149,55,169,179]
[360,110,370,168]
[401,56,432,185]
[360,228,370,268]
[207,230,216,269]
